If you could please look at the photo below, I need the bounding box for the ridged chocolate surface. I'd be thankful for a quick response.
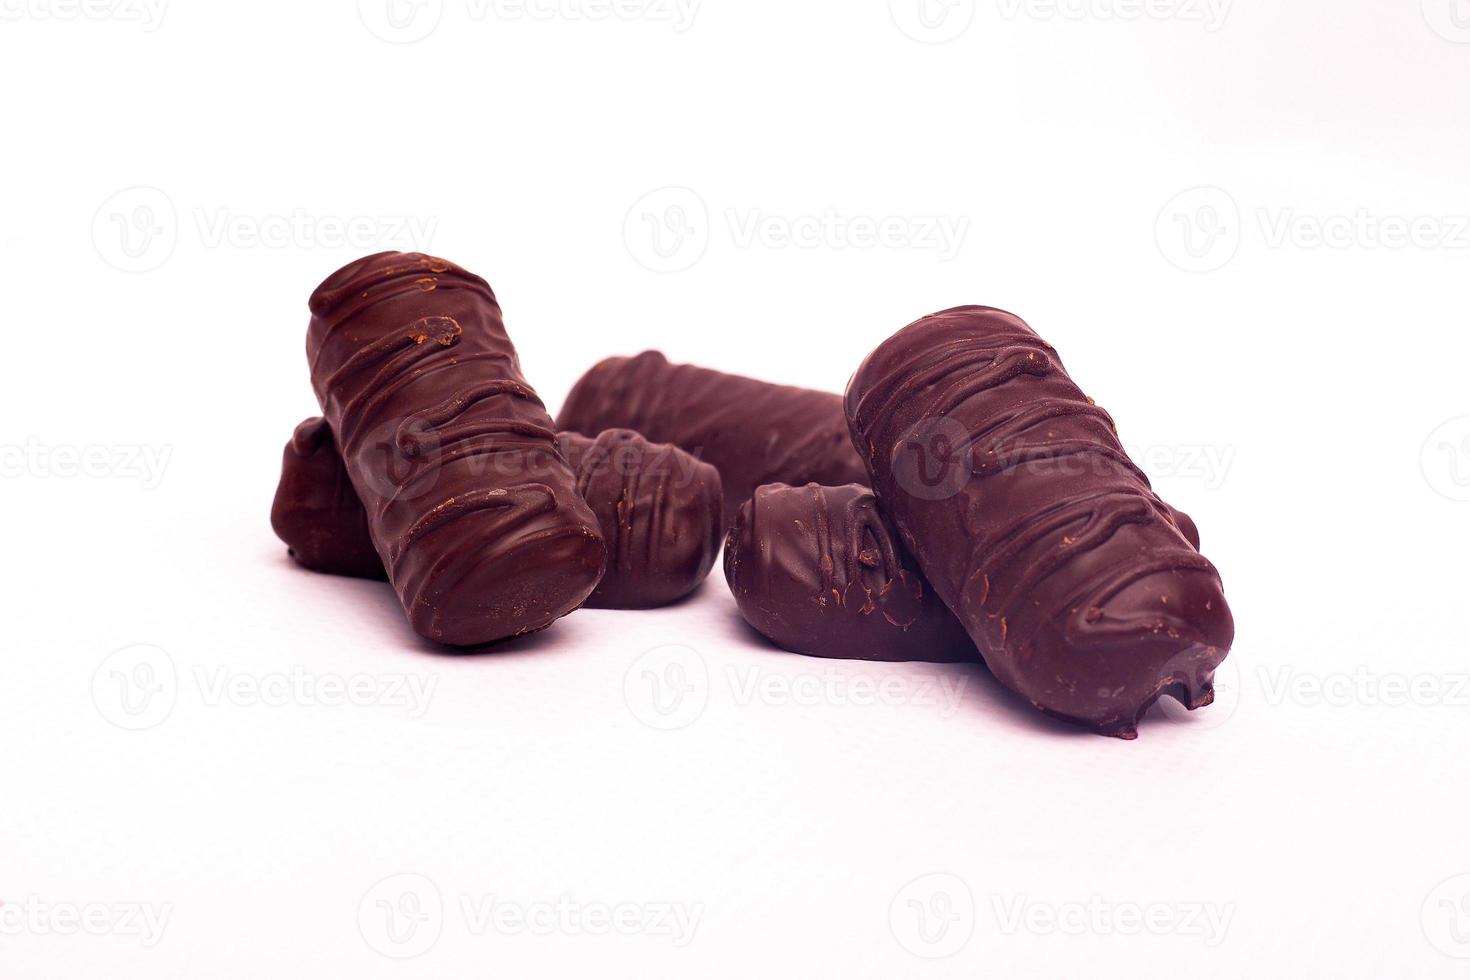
[271,421,721,609]
[568,429,723,608]
[846,306,1233,737]
[307,252,605,646]
[725,484,977,663]
[556,351,869,527]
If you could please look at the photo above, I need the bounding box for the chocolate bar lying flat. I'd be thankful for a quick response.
[725,483,977,663]
[272,420,722,609]
[846,306,1233,737]
[556,351,869,527]
[564,428,723,608]
[307,252,605,645]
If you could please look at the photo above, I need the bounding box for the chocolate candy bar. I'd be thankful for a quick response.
[308,252,604,646]
[845,306,1233,737]
[556,351,869,527]
[271,418,389,581]
[272,420,722,609]
[564,428,723,608]
[724,483,977,663]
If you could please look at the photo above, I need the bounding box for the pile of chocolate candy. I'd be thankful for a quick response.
[274,252,1234,738]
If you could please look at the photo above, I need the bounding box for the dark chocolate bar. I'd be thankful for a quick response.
[556,351,869,527]
[307,252,604,646]
[565,428,723,608]
[724,483,977,663]
[845,306,1233,737]
[272,421,722,609]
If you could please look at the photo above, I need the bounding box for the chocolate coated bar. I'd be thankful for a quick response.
[307,252,604,645]
[845,306,1233,737]
[725,483,977,663]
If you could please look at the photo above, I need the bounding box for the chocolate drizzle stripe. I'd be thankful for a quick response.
[387,485,555,569]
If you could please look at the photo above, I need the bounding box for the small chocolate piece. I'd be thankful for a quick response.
[846,306,1234,737]
[567,429,723,608]
[725,483,977,663]
[308,252,604,646]
[272,421,722,609]
[271,418,388,581]
[556,351,869,527]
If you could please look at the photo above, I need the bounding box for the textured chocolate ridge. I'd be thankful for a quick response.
[307,252,604,646]
[271,421,722,609]
[556,351,869,527]
[845,306,1233,737]
[724,483,977,663]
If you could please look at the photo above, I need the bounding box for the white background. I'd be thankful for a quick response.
[3,0,1469,976]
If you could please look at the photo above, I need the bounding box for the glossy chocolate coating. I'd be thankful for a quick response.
[725,483,977,663]
[271,418,389,581]
[566,428,723,608]
[272,421,722,609]
[556,351,869,527]
[307,252,605,646]
[845,306,1233,737]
